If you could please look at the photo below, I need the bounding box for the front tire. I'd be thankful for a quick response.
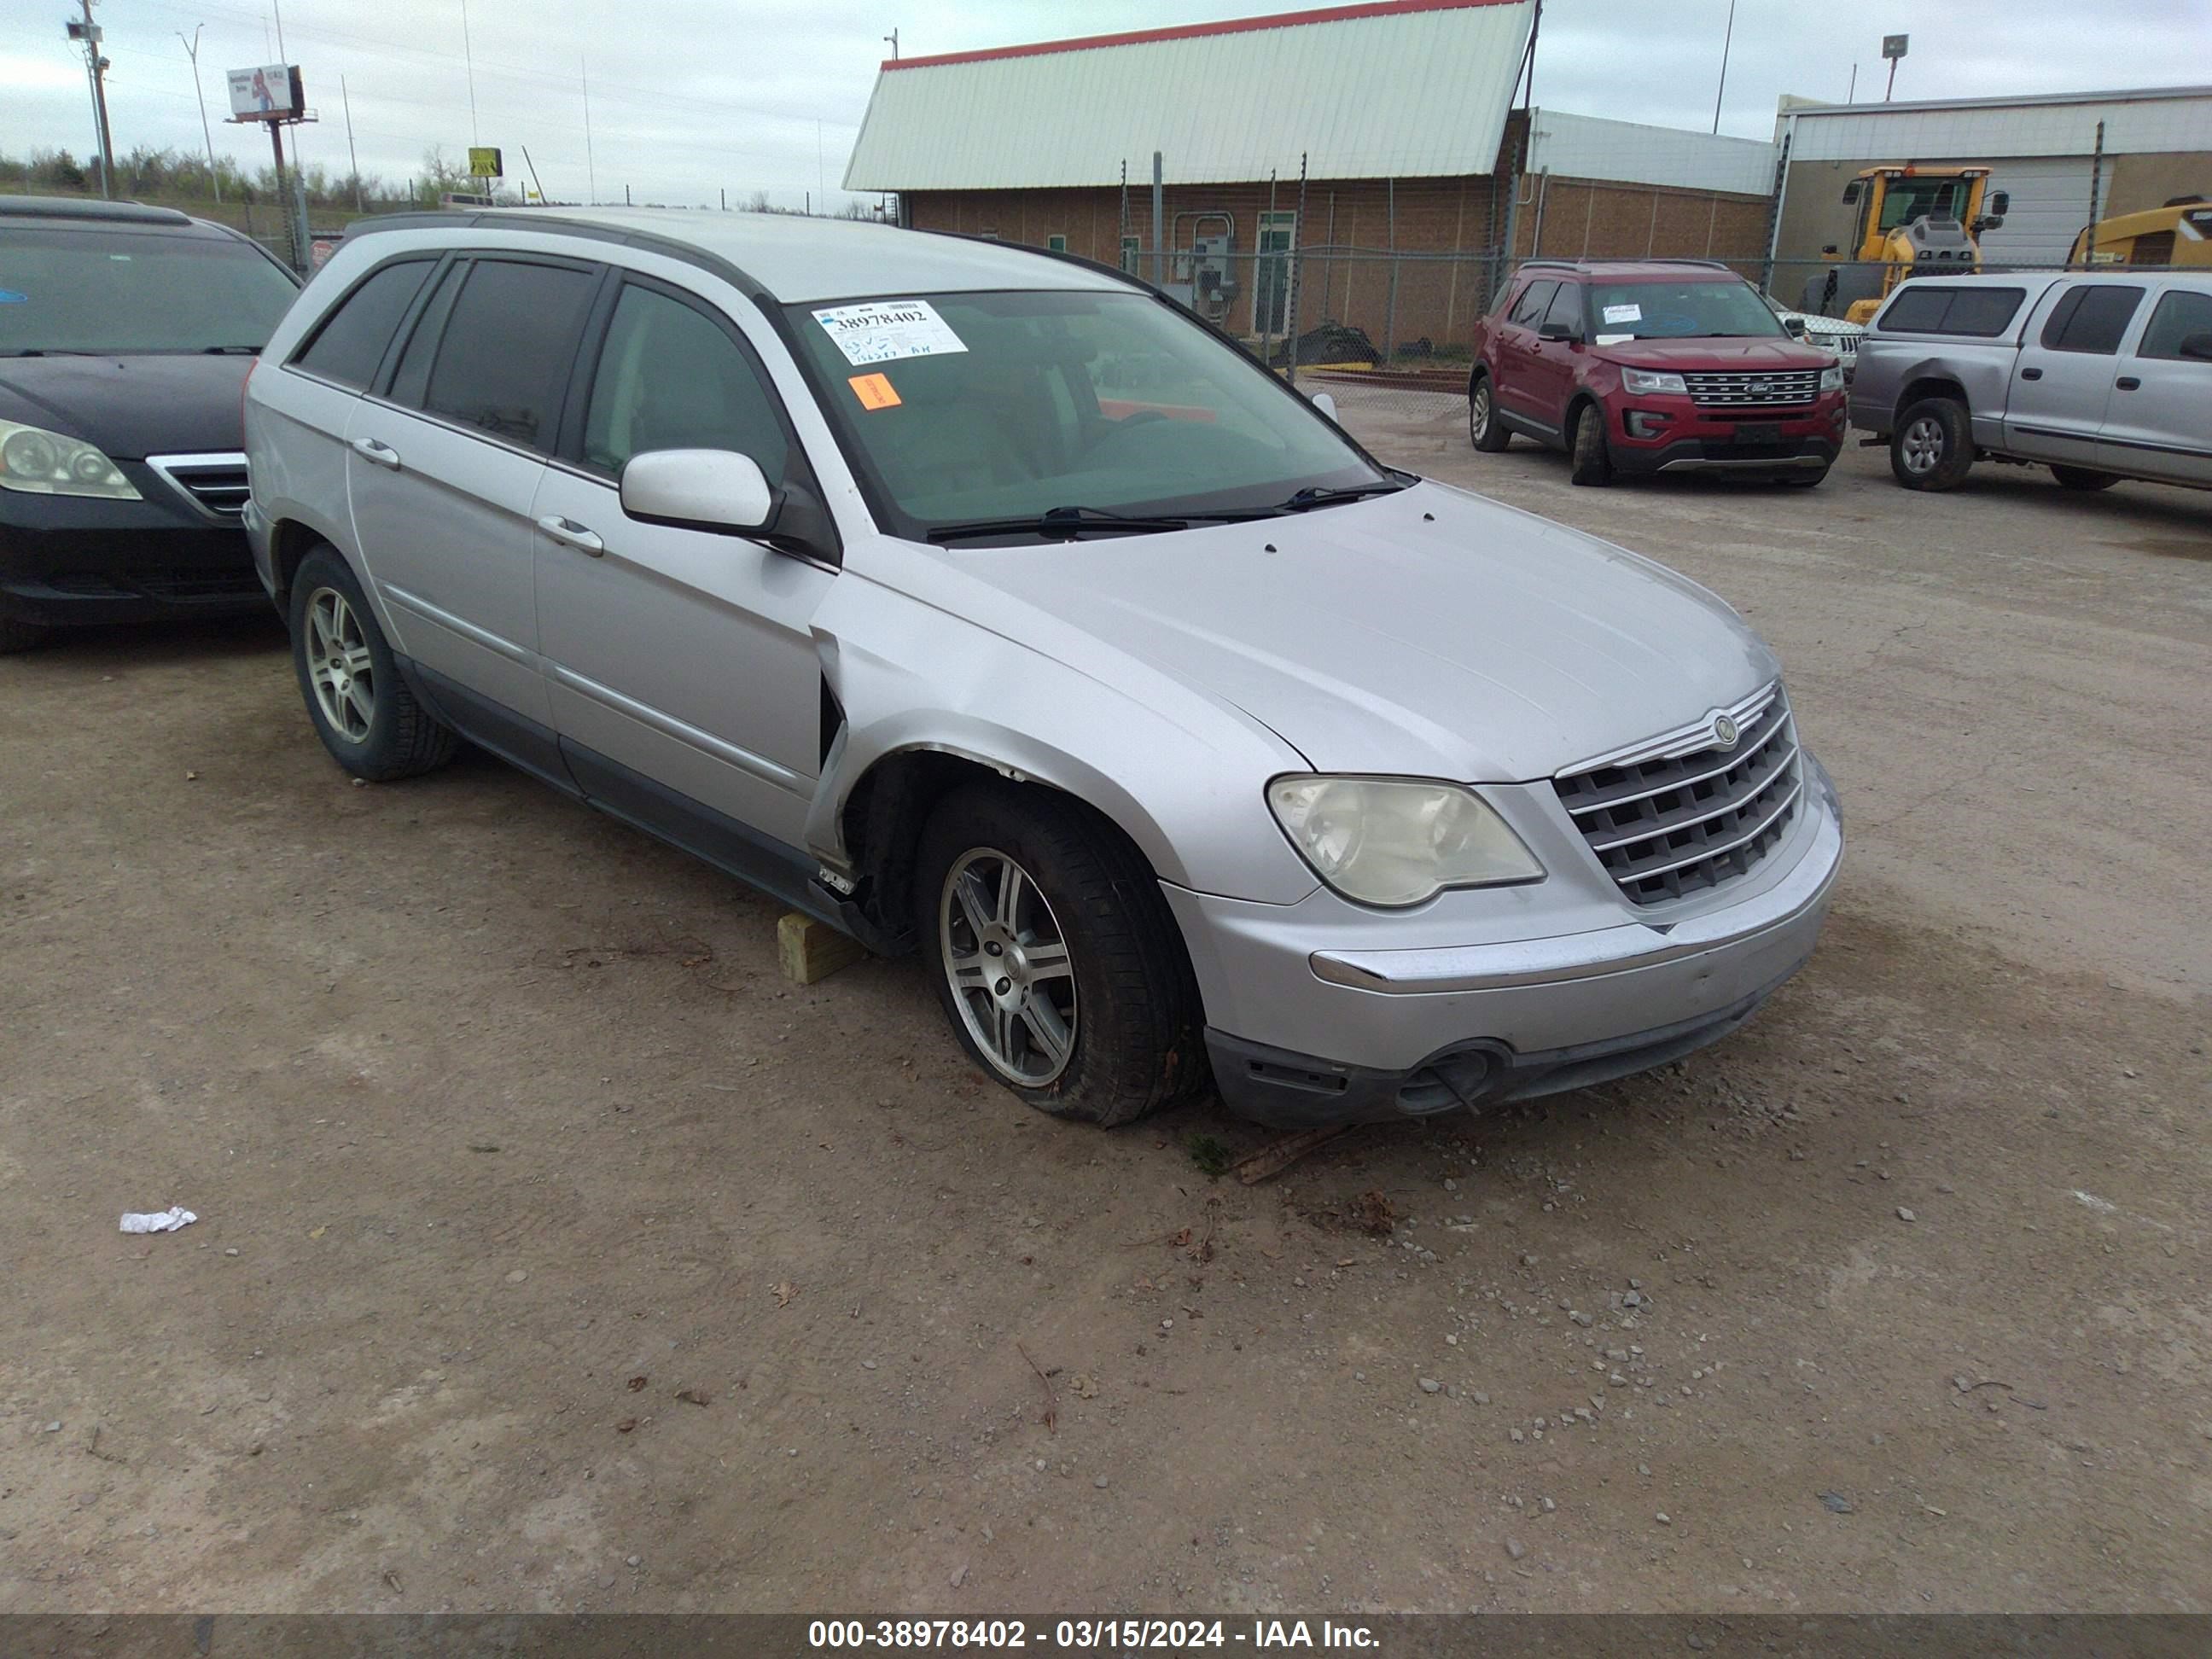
[288,545,457,781]
[914,784,1202,1127]
[1568,403,1613,486]
[1890,397,1974,491]
[0,614,49,655]
[1468,372,1511,451]
[2051,465,2118,492]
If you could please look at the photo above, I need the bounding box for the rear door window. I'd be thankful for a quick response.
[1878,285,2025,336]
[293,258,434,387]
[2039,285,2145,354]
[1508,280,1558,328]
[411,258,599,451]
[2133,288,2212,360]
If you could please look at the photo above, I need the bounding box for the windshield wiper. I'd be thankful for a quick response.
[201,345,263,355]
[1,348,101,358]
[1276,479,1408,512]
[928,504,1260,544]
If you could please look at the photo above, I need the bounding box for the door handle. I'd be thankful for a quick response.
[2019,367,2043,381]
[536,514,604,556]
[350,437,401,470]
[2116,375,2141,391]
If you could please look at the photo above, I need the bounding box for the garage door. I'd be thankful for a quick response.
[1978,155,2098,268]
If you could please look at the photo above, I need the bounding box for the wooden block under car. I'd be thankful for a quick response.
[777,911,869,985]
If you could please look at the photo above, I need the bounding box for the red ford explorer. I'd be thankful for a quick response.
[1467,259,1848,487]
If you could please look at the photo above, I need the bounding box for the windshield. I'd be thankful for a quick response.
[0,225,299,355]
[783,288,1386,540]
[1586,280,1786,343]
[1877,178,1970,233]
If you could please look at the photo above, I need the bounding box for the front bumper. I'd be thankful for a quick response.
[1170,758,1843,1126]
[1607,394,1847,476]
[0,460,265,630]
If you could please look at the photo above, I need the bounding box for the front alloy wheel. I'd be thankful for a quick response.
[306,586,376,742]
[940,847,1077,1087]
[1897,415,1945,478]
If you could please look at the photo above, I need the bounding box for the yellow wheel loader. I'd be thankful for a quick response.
[2069,196,2211,269]
[1801,166,2009,325]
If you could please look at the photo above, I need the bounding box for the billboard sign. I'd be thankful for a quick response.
[227,64,302,119]
[468,147,504,179]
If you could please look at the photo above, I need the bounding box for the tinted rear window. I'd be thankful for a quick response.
[1877,285,2026,336]
[0,224,299,355]
[2138,288,2212,361]
[416,259,597,451]
[2040,285,2144,355]
[294,259,434,387]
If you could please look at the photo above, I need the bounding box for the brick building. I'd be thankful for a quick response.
[844,0,1781,358]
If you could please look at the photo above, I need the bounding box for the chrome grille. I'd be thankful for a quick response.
[1555,689,1803,906]
[1681,370,1824,408]
[148,452,250,521]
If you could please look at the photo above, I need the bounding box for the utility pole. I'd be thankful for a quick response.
[180,26,223,201]
[341,75,362,211]
[1712,0,1737,134]
[883,28,899,60]
[460,0,481,194]
[581,57,597,206]
[69,0,116,198]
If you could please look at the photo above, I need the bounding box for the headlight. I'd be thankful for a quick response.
[1266,776,1545,907]
[1819,363,1845,392]
[1621,368,1688,396]
[0,420,140,500]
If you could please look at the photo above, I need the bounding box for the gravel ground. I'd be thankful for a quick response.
[3,406,2207,1615]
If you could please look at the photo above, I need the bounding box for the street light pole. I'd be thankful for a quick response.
[1711,0,1737,134]
[179,25,223,202]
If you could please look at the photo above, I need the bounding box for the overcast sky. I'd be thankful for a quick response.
[3,0,2202,209]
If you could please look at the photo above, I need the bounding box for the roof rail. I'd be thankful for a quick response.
[0,195,194,226]
[1516,256,1737,272]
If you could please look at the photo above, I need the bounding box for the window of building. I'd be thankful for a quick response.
[1045,234,1068,253]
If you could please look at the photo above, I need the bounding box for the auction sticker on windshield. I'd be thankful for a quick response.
[812,300,968,366]
[1602,303,1643,324]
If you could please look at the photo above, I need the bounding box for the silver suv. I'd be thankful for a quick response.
[244,209,1842,1128]
[1849,271,2212,492]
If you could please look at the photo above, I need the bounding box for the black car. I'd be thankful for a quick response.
[0,196,301,652]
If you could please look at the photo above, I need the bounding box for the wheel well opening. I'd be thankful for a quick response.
[1896,377,1967,423]
[266,519,322,612]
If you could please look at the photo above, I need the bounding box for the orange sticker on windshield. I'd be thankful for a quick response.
[848,372,901,410]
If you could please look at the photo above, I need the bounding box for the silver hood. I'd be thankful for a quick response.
[939,480,1778,783]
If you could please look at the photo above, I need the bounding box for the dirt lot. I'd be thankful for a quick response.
[3,408,2208,1615]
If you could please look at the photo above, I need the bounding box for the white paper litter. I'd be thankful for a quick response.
[120,1206,198,1234]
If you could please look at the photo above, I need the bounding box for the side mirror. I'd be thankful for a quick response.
[620,449,773,534]
[1820,243,1840,257]
[1783,315,1807,336]
[1841,181,1862,205]
[1989,190,2011,216]
[1308,390,1338,422]
[1974,214,2006,233]
[1537,320,1577,343]
[2178,332,2212,362]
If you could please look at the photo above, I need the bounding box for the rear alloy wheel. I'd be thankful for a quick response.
[1469,373,1511,451]
[2050,465,2119,492]
[915,784,1202,1127]
[1890,396,1974,491]
[0,614,49,655]
[1567,403,1614,486]
[288,545,458,782]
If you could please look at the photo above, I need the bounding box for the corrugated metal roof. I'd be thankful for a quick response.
[1779,84,2212,161]
[844,0,1536,191]
[1528,110,1777,197]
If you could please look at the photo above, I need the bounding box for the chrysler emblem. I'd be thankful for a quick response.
[1712,713,1741,748]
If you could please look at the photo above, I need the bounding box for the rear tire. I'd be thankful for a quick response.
[1567,403,1613,486]
[1468,372,1511,451]
[1890,397,1974,491]
[914,783,1203,1127]
[288,544,457,782]
[2051,465,2118,492]
[0,614,49,655]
